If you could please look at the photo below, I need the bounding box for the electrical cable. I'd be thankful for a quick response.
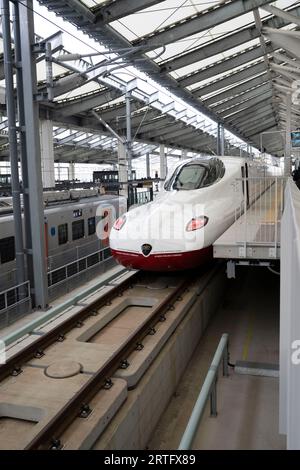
[268,266,280,275]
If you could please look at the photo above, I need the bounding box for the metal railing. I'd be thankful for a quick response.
[234,176,286,257]
[47,238,104,272]
[178,334,229,450]
[47,246,112,288]
[0,280,32,328]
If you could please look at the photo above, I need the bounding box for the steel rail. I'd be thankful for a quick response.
[24,275,190,450]
[0,271,141,382]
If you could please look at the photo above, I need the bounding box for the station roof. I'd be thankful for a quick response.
[1,0,300,162]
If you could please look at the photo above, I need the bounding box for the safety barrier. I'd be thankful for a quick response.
[178,333,229,450]
[0,281,31,328]
[48,246,112,289]
[233,176,286,258]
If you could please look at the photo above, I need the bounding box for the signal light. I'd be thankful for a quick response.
[186,216,208,232]
[113,215,127,231]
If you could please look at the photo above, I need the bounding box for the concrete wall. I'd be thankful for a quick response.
[93,265,226,450]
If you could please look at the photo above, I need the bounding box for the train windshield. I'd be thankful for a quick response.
[165,159,225,191]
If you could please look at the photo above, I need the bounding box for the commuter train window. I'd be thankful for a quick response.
[58,223,68,245]
[0,236,15,264]
[88,217,96,236]
[72,220,85,240]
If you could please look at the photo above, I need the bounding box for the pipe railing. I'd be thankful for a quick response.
[178,333,229,450]
[0,280,31,313]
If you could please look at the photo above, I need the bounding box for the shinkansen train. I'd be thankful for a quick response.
[110,156,281,271]
[0,188,126,284]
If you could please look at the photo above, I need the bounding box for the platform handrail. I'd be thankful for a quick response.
[178,333,229,450]
[0,280,30,313]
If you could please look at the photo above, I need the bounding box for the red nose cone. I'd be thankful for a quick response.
[111,246,213,271]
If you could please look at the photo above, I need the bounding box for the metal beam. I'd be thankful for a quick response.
[134,0,273,49]
[162,127,203,141]
[262,4,300,28]
[220,90,272,119]
[263,28,300,61]
[247,124,277,138]
[159,7,298,73]
[220,91,273,119]
[212,82,272,113]
[135,117,174,134]
[203,73,268,107]
[241,115,276,134]
[231,104,274,127]
[195,61,266,98]
[55,89,121,117]
[178,44,272,88]
[94,0,162,24]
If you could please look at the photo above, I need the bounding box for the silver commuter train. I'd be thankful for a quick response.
[0,189,126,288]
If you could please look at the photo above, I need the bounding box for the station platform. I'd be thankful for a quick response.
[148,267,285,450]
[213,180,284,261]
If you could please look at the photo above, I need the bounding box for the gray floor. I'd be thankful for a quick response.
[148,265,286,450]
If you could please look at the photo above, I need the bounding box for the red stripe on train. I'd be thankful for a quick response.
[111,246,213,271]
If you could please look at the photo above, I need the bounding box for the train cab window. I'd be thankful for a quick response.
[72,220,85,240]
[88,217,96,236]
[0,236,15,264]
[165,158,225,191]
[58,223,68,245]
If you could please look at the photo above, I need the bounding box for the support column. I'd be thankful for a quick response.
[118,141,128,198]
[18,0,48,309]
[217,123,225,156]
[181,149,188,160]
[126,91,132,176]
[285,93,292,176]
[146,152,151,179]
[160,144,167,180]
[1,0,25,286]
[69,162,75,181]
[40,119,55,188]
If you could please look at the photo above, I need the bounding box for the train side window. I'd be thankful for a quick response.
[72,220,84,240]
[58,223,68,245]
[0,236,15,264]
[88,217,96,236]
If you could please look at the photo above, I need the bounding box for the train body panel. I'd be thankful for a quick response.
[110,156,281,271]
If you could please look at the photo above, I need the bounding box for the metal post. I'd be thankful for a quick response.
[126,91,132,175]
[13,0,32,285]
[178,334,229,450]
[181,149,188,160]
[18,0,48,309]
[210,378,218,417]
[146,152,151,179]
[217,123,225,156]
[1,0,26,286]
[160,144,166,180]
[118,141,128,198]
[223,341,229,377]
[285,93,292,177]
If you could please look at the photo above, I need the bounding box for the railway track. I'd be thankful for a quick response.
[0,270,195,450]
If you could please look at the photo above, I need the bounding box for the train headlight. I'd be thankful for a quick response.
[113,215,127,231]
[186,216,208,232]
